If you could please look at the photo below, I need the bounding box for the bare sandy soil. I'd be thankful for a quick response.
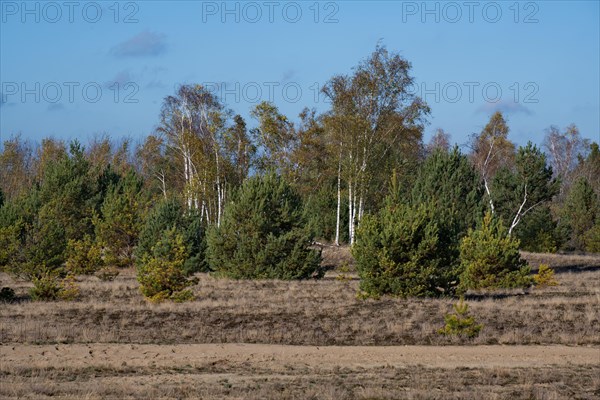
[3,343,599,370]
[2,343,599,400]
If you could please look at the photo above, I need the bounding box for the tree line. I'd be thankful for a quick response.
[0,46,598,300]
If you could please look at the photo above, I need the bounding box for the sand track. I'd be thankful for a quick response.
[3,343,598,370]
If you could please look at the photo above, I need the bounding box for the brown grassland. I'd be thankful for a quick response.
[0,248,599,399]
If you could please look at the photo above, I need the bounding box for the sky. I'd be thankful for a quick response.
[1,0,599,149]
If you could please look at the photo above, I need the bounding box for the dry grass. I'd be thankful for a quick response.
[1,249,599,399]
[1,362,598,400]
[1,250,598,346]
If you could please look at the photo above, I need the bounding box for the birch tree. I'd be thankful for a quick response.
[0,135,35,201]
[250,101,296,175]
[135,135,173,200]
[543,124,590,196]
[426,128,451,154]
[322,45,429,244]
[469,111,515,215]
[222,114,255,187]
[157,85,229,225]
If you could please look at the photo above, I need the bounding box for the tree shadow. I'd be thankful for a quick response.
[548,264,600,274]
[464,291,530,301]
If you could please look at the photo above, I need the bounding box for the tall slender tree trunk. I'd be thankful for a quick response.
[348,179,354,245]
[183,147,193,210]
[215,147,222,227]
[483,178,495,214]
[358,194,364,223]
[335,146,342,246]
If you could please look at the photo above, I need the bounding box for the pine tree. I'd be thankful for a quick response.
[207,173,321,280]
[560,177,599,251]
[94,170,147,268]
[459,212,531,290]
[137,228,196,302]
[136,198,208,275]
[353,201,448,298]
[38,141,96,242]
[514,206,561,253]
[411,147,485,245]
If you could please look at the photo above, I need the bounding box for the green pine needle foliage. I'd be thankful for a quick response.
[137,228,197,303]
[533,264,559,287]
[459,212,532,290]
[438,298,483,338]
[207,172,321,280]
[353,201,457,298]
[136,199,208,275]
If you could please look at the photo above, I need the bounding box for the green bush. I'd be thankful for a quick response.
[207,173,321,280]
[438,298,483,338]
[137,199,208,275]
[29,272,81,301]
[30,272,62,301]
[303,181,342,243]
[353,201,458,298]
[137,228,197,302]
[514,206,561,253]
[64,235,103,275]
[584,222,600,252]
[533,264,558,287]
[459,212,532,290]
[57,274,80,301]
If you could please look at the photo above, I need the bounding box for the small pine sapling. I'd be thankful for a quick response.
[438,298,483,338]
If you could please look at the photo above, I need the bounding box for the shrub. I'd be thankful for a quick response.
[353,201,458,298]
[459,212,532,291]
[584,222,600,253]
[65,235,103,275]
[514,207,561,253]
[137,228,196,302]
[30,273,62,301]
[335,262,352,282]
[57,274,80,300]
[137,199,208,275]
[303,182,341,243]
[438,298,483,338]
[207,173,321,280]
[533,264,558,287]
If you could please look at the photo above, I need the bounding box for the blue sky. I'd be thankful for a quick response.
[1,1,599,148]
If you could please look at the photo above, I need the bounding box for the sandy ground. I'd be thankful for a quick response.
[3,343,599,370]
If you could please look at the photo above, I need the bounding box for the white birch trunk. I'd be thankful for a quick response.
[484,178,495,215]
[348,180,354,245]
[335,154,342,246]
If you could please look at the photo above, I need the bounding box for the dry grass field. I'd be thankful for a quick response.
[1,249,599,399]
